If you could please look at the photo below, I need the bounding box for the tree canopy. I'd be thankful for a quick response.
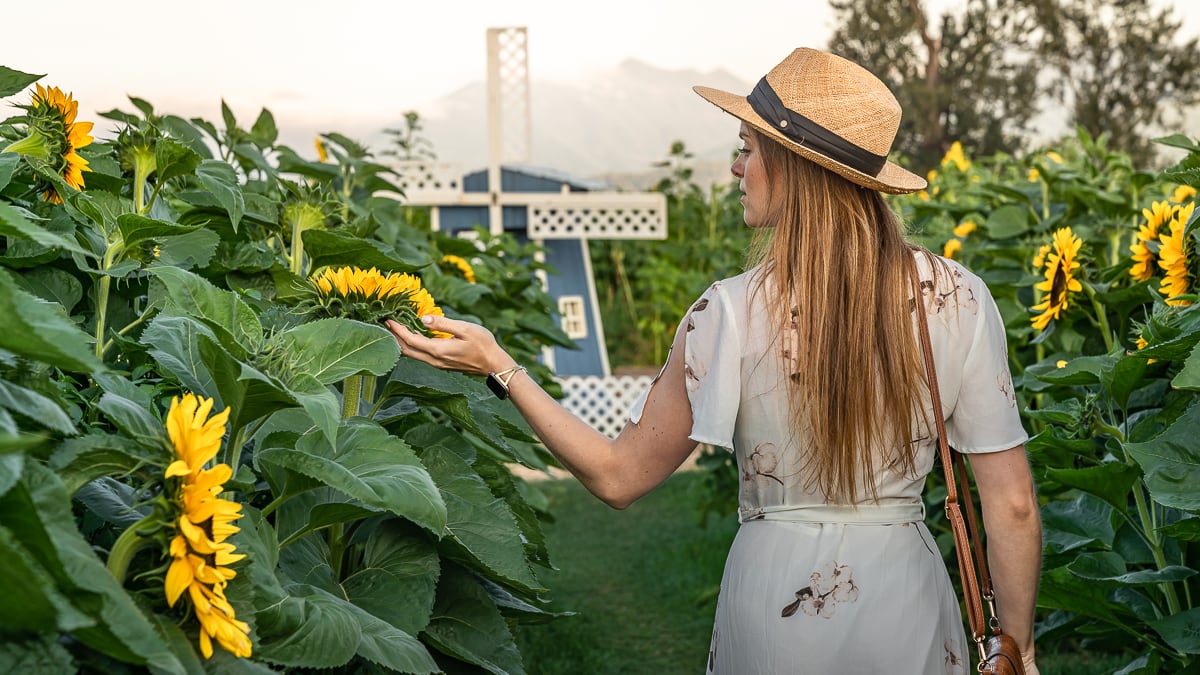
[828,0,1200,170]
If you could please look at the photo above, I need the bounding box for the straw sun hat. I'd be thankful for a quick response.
[694,48,926,194]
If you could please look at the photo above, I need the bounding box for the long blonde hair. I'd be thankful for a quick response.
[747,129,932,503]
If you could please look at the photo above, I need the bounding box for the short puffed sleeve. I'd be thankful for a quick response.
[944,278,1028,453]
[628,281,742,450]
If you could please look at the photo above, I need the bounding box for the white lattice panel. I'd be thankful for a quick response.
[527,193,667,240]
[557,375,655,439]
[391,160,463,203]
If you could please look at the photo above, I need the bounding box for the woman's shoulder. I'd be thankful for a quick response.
[696,266,764,304]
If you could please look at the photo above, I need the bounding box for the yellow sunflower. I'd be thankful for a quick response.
[315,135,328,163]
[1157,202,1195,306]
[439,254,477,283]
[940,141,969,172]
[1172,185,1196,204]
[953,220,977,238]
[1030,227,1083,331]
[162,394,251,660]
[943,239,962,259]
[2,84,94,203]
[1032,244,1052,270]
[307,266,451,337]
[1130,200,1177,282]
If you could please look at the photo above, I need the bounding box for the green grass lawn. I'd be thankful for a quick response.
[514,471,1133,675]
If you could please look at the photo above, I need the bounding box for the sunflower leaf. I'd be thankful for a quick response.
[272,318,400,385]
[340,519,441,637]
[0,269,102,373]
[421,564,527,675]
[0,201,89,256]
[0,463,185,672]
[417,441,545,595]
[0,632,78,675]
[256,419,446,535]
[0,66,42,98]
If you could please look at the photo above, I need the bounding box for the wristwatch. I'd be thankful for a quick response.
[486,365,527,400]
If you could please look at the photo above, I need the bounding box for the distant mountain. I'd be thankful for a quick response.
[404,59,751,187]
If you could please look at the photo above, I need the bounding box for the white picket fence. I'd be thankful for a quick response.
[556,375,655,438]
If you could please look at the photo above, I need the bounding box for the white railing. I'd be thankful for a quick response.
[557,374,655,438]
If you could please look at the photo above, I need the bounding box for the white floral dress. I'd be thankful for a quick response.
[629,253,1027,674]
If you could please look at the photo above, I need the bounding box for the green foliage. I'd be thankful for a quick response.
[828,0,1200,171]
[0,74,572,673]
[591,142,750,367]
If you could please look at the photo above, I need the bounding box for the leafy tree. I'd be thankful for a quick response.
[828,0,1042,171]
[827,0,1200,171]
[1025,0,1200,167]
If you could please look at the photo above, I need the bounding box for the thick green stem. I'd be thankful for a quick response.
[290,222,305,276]
[133,163,151,215]
[94,274,112,360]
[1121,439,1184,616]
[360,374,377,414]
[1040,180,1050,221]
[342,375,363,419]
[107,514,160,584]
[1085,286,1115,352]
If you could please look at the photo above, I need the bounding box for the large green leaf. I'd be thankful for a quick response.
[1149,607,1200,655]
[419,442,544,595]
[1174,341,1200,391]
[141,314,338,444]
[0,65,41,97]
[1037,566,1129,624]
[116,213,201,250]
[0,269,102,373]
[0,380,74,435]
[0,202,89,256]
[256,420,446,534]
[254,584,360,668]
[1067,551,1197,585]
[0,633,76,675]
[153,228,221,270]
[1041,493,1119,555]
[47,432,154,496]
[1043,462,1141,513]
[303,229,429,273]
[341,519,441,636]
[13,266,83,313]
[1160,517,1200,542]
[0,525,93,633]
[344,599,439,674]
[273,318,400,385]
[0,463,184,673]
[148,266,263,356]
[95,377,161,445]
[1125,399,1200,512]
[195,160,245,232]
[422,564,526,675]
[381,358,513,456]
[0,152,16,192]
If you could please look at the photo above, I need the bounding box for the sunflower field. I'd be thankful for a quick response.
[0,65,578,673]
[902,133,1200,672]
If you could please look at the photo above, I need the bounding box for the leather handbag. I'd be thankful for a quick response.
[911,269,1026,675]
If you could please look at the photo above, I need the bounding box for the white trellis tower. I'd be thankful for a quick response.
[389,26,668,377]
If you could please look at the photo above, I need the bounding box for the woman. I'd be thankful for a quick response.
[388,48,1041,674]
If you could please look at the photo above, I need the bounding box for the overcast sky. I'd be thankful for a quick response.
[4,0,1197,151]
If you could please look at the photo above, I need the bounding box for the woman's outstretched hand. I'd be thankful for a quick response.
[385,315,515,377]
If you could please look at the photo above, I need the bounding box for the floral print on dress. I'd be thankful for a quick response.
[945,640,964,674]
[781,561,860,619]
[915,268,979,320]
[996,355,1017,407]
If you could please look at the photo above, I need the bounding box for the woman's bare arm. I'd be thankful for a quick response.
[386,314,698,508]
[966,445,1042,672]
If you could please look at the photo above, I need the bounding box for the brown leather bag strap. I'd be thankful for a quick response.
[909,262,991,644]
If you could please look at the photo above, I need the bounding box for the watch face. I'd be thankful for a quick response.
[486,372,509,399]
